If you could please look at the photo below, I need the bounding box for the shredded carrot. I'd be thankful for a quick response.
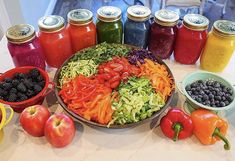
[138,59,174,101]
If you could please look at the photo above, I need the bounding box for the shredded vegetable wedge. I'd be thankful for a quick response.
[109,77,165,126]
[138,59,175,101]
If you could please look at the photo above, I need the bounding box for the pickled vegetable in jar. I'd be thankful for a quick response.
[6,24,46,69]
[67,9,96,53]
[38,15,73,68]
[124,5,151,48]
[148,9,179,59]
[96,6,123,43]
[200,20,235,72]
[174,14,209,64]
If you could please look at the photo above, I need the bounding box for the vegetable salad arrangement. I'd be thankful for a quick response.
[58,43,174,126]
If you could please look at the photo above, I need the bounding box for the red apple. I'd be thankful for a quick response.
[44,113,75,148]
[20,105,50,137]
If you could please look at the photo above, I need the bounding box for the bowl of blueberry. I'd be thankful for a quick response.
[0,66,54,112]
[178,71,234,112]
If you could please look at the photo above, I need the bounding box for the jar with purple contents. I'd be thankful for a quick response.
[6,24,46,69]
[148,9,179,59]
[124,5,151,48]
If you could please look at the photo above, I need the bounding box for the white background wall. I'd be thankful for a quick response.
[0,0,56,33]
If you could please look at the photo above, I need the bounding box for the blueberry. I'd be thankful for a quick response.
[214,82,220,88]
[202,94,209,101]
[205,90,210,94]
[197,80,203,84]
[202,102,206,105]
[212,91,216,95]
[205,100,210,105]
[198,95,203,98]
[222,96,226,101]
[220,102,226,107]
[196,97,202,103]
[185,85,191,91]
[215,96,222,101]
[225,95,233,102]
[224,100,230,106]
[191,88,196,92]
[187,91,192,96]
[196,87,201,91]
[208,93,214,99]
[191,95,196,100]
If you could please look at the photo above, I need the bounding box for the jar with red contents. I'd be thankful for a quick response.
[148,9,179,59]
[67,9,96,53]
[38,16,73,68]
[6,24,46,69]
[174,14,209,64]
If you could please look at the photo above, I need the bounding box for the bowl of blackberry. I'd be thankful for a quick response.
[0,66,54,112]
[179,71,235,111]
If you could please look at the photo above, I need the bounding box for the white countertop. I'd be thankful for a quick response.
[0,36,235,161]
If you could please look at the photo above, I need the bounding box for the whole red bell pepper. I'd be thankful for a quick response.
[160,108,193,141]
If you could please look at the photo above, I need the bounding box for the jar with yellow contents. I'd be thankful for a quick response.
[200,20,235,72]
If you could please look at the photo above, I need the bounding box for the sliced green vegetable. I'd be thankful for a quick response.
[109,77,165,126]
[59,59,98,87]
[71,42,131,64]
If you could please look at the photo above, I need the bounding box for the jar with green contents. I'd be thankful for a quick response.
[200,20,235,72]
[96,6,123,43]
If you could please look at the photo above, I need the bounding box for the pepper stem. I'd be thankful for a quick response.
[213,128,230,150]
[173,123,182,141]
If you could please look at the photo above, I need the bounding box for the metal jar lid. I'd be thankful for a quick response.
[97,6,122,22]
[154,9,179,26]
[212,20,235,37]
[183,14,209,31]
[127,5,151,22]
[68,9,93,26]
[6,24,36,44]
[38,15,65,32]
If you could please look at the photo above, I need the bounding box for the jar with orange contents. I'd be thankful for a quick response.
[38,16,73,68]
[67,9,96,53]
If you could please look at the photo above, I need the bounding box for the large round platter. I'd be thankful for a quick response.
[54,44,175,129]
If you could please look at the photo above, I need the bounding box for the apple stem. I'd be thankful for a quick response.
[55,120,61,127]
[29,107,36,115]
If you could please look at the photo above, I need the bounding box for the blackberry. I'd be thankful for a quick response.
[26,90,35,97]
[23,79,34,89]
[19,94,28,101]
[38,81,45,88]
[17,83,27,93]
[34,85,42,93]
[9,88,17,94]
[14,73,25,79]
[36,75,44,82]
[2,83,12,91]
[4,77,12,83]
[0,96,3,100]
[0,82,3,89]
[12,79,20,87]
[8,93,17,102]
[28,68,40,79]
[0,89,8,97]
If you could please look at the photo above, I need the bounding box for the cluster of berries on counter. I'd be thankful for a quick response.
[186,80,234,107]
[0,68,45,102]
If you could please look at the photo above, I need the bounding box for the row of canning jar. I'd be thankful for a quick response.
[6,5,235,72]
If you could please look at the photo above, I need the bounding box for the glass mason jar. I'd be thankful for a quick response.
[67,9,96,53]
[124,5,151,48]
[200,20,235,72]
[174,14,209,64]
[148,9,179,59]
[38,15,73,68]
[6,24,46,69]
[96,6,123,44]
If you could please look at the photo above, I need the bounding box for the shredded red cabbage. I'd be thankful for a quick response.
[127,49,158,65]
